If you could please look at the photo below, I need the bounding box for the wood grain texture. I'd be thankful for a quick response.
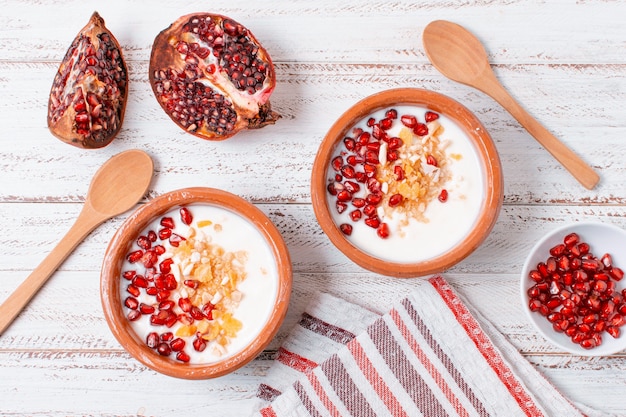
[1,0,626,415]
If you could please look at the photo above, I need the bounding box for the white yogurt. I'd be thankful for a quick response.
[327,105,485,263]
[120,204,278,363]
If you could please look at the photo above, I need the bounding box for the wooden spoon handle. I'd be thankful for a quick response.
[0,206,103,335]
[476,73,600,190]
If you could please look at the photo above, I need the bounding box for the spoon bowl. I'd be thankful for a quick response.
[0,149,153,335]
[423,20,600,190]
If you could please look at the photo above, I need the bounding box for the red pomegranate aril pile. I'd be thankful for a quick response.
[48,12,128,149]
[149,13,279,140]
[328,108,449,240]
[121,205,249,363]
[527,232,626,349]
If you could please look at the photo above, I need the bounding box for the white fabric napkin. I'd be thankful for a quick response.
[252,275,608,417]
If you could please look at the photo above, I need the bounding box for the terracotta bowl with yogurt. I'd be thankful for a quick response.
[311,88,503,278]
[101,187,292,379]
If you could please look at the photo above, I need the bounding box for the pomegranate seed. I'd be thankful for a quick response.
[193,336,207,352]
[365,193,382,205]
[189,306,204,321]
[363,163,377,177]
[126,284,140,298]
[607,326,621,338]
[150,310,168,326]
[331,156,343,171]
[563,232,579,248]
[388,193,403,207]
[132,275,149,288]
[124,296,139,310]
[122,270,136,280]
[343,137,355,150]
[609,267,624,281]
[336,190,352,203]
[394,166,405,181]
[184,279,200,289]
[379,118,393,130]
[158,228,172,240]
[341,165,356,179]
[159,300,175,311]
[363,205,377,217]
[413,123,428,136]
[352,198,366,208]
[159,258,174,274]
[146,332,160,349]
[169,233,186,247]
[156,290,171,302]
[549,243,566,257]
[139,303,156,315]
[388,137,403,151]
[180,207,193,225]
[170,337,186,352]
[176,351,191,363]
[426,155,438,167]
[156,342,172,356]
[376,223,390,239]
[385,109,398,119]
[600,253,613,268]
[344,181,360,194]
[339,224,353,236]
[438,189,448,203]
[136,235,151,250]
[424,111,439,122]
[400,114,417,128]
[160,217,175,229]
[202,303,215,320]
[349,210,362,222]
[178,297,192,313]
[366,178,381,193]
[147,230,157,242]
[127,250,143,263]
[336,201,348,214]
[364,216,381,229]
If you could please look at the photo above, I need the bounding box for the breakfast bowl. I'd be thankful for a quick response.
[311,88,503,278]
[100,187,292,379]
[521,222,626,356]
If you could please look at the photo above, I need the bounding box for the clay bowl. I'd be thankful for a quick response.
[521,222,626,356]
[101,187,292,379]
[311,88,503,278]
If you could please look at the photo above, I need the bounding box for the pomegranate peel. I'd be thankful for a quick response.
[149,13,280,140]
[47,12,128,149]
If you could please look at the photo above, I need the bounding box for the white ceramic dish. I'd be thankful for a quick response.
[521,222,626,356]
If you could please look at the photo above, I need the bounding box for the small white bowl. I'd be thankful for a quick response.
[521,222,626,356]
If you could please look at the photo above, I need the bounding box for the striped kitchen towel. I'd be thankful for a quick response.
[253,275,602,417]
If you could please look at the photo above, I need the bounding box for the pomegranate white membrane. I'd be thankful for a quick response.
[326,106,485,263]
[120,204,278,364]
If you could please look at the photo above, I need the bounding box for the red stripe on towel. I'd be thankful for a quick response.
[277,347,318,373]
[349,340,410,417]
[259,405,278,417]
[429,276,544,417]
[390,308,471,417]
[306,371,343,417]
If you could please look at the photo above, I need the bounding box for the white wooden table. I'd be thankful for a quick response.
[1,1,625,415]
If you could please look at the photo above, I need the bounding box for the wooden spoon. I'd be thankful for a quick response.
[0,149,153,335]
[422,20,600,190]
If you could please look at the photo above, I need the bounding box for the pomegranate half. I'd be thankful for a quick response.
[149,13,280,140]
[47,12,128,149]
